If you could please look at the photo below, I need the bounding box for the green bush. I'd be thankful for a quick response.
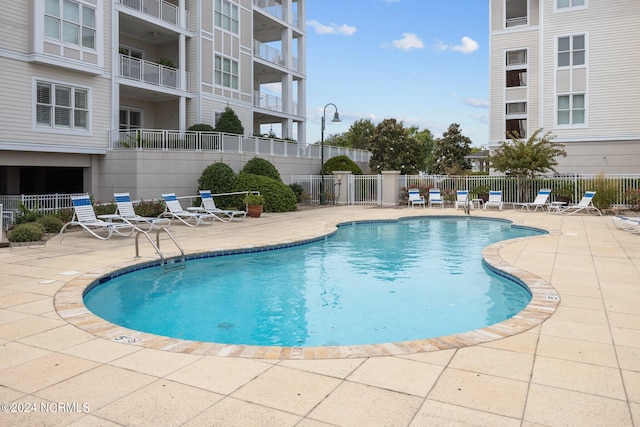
[14,204,40,225]
[288,183,305,203]
[94,202,116,217]
[188,123,215,132]
[8,222,46,242]
[235,173,297,213]
[198,162,239,208]
[214,106,244,135]
[36,215,64,233]
[240,157,281,181]
[322,155,363,175]
[135,199,166,217]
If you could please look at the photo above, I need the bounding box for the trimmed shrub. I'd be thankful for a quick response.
[235,173,297,213]
[188,123,215,132]
[8,222,46,242]
[198,162,239,208]
[322,155,363,175]
[36,215,64,233]
[288,183,305,203]
[135,198,166,217]
[240,157,281,181]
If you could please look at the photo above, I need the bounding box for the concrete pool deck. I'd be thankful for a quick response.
[0,205,638,426]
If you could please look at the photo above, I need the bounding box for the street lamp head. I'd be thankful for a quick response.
[331,111,341,123]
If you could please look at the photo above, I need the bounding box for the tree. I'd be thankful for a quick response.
[368,118,428,174]
[344,118,375,150]
[432,123,472,175]
[414,128,435,173]
[490,129,566,179]
[215,106,244,135]
[490,129,567,202]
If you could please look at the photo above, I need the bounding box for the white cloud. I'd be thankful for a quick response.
[434,36,479,54]
[390,33,424,51]
[307,20,356,36]
[465,98,489,108]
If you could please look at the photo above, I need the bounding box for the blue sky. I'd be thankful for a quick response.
[303,0,489,147]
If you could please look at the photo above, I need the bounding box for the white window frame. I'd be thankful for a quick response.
[214,0,239,34]
[215,55,239,90]
[119,107,143,130]
[556,93,587,127]
[557,34,586,68]
[33,78,91,135]
[505,49,528,88]
[555,0,587,12]
[44,0,96,50]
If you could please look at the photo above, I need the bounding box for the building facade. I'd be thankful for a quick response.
[0,0,306,197]
[489,0,640,174]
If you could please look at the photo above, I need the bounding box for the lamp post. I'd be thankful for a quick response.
[320,103,341,205]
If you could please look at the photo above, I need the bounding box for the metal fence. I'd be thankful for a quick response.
[293,173,640,207]
[0,193,86,225]
[109,130,372,163]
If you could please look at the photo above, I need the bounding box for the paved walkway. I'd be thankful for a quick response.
[0,206,638,426]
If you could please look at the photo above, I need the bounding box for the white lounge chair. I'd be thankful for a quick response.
[160,193,214,227]
[59,195,135,240]
[483,191,503,211]
[114,193,171,230]
[612,216,640,234]
[407,188,425,208]
[559,191,601,216]
[194,190,247,221]
[428,188,444,208]
[513,188,551,212]
[455,190,473,210]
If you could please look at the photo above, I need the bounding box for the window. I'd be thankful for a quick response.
[506,49,527,66]
[506,102,527,115]
[506,0,528,27]
[215,55,239,89]
[36,81,88,130]
[215,0,239,34]
[506,69,527,87]
[119,109,142,130]
[45,0,96,49]
[558,35,585,67]
[506,49,527,87]
[557,0,585,9]
[557,94,585,125]
[506,119,527,139]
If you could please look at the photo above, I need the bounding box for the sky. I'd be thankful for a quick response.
[302,0,489,147]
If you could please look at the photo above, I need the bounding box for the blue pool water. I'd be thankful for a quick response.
[84,217,544,347]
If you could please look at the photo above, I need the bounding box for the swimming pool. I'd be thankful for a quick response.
[84,217,544,347]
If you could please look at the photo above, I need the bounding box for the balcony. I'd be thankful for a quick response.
[118,0,191,30]
[119,55,190,91]
[253,0,301,29]
[254,91,301,117]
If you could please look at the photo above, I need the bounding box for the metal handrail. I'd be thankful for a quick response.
[134,227,185,273]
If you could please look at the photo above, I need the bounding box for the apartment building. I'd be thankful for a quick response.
[0,0,306,198]
[489,0,640,173]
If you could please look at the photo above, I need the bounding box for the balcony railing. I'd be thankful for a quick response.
[253,0,301,29]
[119,55,190,91]
[506,16,528,27]
[118,0,191,30]
[109,129,372,163]
[254,91,300,117]
[253,40,286,67]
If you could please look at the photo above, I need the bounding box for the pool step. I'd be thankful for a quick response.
[135,228,186,274]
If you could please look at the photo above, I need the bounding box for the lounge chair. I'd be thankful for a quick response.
[194,190,247,221]
[113,193,171,230]
[428,188,444,208]
[407,188,425,208]
[513,188,551,212]
[59,195,135,240]
[455,190,473,210]
[612,216,640,233]
[160,193,214,227]
[483,191,503,211]
[559,191,601,216]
